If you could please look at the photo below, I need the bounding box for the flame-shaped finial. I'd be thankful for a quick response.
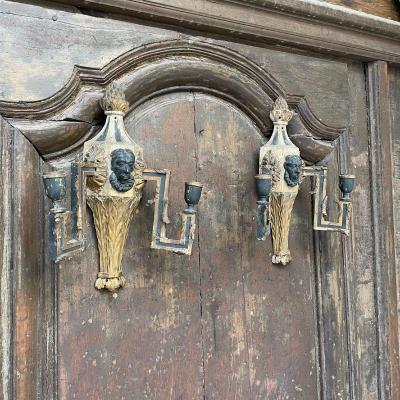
[100,82,129,113]
[270,97,294,124]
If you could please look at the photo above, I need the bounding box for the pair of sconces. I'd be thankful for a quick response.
[43,84,354,292]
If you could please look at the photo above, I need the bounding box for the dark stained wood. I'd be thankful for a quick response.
[0,116,45,400]
[389,68,400,400]
[12,130,44,400]
[194,94,253,399]
[0,116,15,400]
[341,62,379,400]
[324,0,400,20]
[367,61,400,400]
[313,154,350,400]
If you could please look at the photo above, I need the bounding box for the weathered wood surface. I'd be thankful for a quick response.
[0,116,15,400]
[0,0,350,162]
[367,61,400,400]
[47,0,400,64]
[54,91,325,399]
[342,62,379,400]
[324,0,400,20]
[0,116,45,400]
[389,67,400,385]
[1,2,400,400]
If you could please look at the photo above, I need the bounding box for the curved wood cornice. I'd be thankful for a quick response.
[2,40,344,163]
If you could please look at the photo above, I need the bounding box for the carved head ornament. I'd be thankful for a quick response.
[109,148,136,192]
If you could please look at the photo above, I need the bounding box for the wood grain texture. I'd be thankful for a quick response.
[13,130,44,400]
[47,0,400,65]
[367,61,400,400]
[0,116,15,400]
[324,0,400,20]
[54,91,330,399]
[0,117,45,400]
[341,62,379,400]
[389,67,400,392]
[3,3,400,399]
[313,154,350,400]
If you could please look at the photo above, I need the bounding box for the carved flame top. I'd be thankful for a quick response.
[270,97,294,124]
[100,82,129,113]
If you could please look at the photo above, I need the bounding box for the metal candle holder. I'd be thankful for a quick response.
[255,97,354,265]
[43,82,203,291]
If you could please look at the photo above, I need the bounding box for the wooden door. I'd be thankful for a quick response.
[1,2,399,400]
[56,91,321,399]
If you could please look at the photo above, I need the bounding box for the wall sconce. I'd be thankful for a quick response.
[43,83,202,291]
[256,97,354,265]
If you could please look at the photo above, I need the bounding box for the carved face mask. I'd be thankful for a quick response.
[284,154,302,187]
[110,148,135,192]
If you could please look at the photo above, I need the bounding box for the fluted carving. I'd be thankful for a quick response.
[84,82,146,291]
[269,192,296,265]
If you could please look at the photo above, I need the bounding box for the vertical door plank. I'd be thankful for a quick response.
[313,152,350,400]
[194,94,252,399]
[389,65,400,394]
[341,61,378,400]
[13,127,44,400]
[367,61,400,400]
[0,116,15,400]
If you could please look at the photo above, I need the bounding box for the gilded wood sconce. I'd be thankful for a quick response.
[255,97,354,265]
[43,83,202,291]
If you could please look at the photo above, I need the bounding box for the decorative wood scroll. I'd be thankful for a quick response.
[255,97,354,265]
[2,40,345,164]
[43,82,202,291]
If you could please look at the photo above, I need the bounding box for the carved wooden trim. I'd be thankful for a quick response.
[367,61,400,400]
[51,0,400,64]
[0,116,15,400]
[3,40,344,163]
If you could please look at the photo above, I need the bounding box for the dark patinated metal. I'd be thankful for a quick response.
[283,154,302,187]
[42,171,67,209]
[109,148,136,192]
[184,182,203,214]
[255,174,272,240]
[339,174,355,201]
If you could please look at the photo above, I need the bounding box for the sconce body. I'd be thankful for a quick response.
[43,82,202,291]
[83,108,146,292]
[259,98,302,265]
[256,97,354,265]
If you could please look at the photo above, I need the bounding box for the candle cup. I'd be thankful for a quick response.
[255,174,272,205]
[184,182,203,214]
[339,174,355,201]
[43,171,67,211]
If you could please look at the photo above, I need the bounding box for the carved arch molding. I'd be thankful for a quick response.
[0,40,345,163]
